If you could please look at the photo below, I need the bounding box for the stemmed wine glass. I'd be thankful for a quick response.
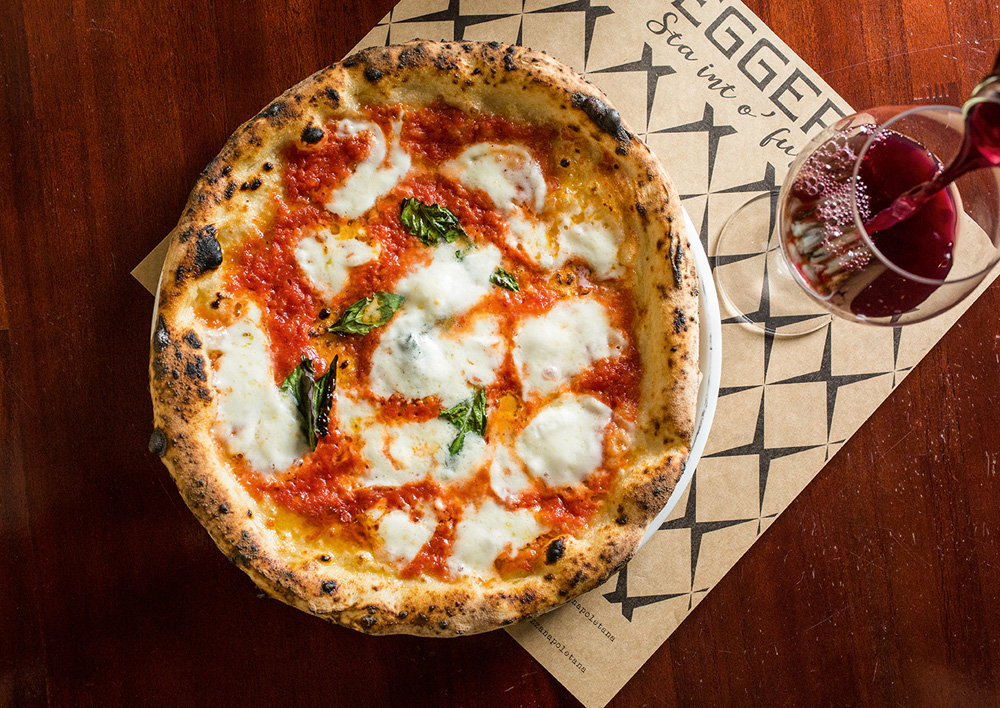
[714,75,1000,336]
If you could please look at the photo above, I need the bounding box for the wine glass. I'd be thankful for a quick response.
[713,103,1000,336]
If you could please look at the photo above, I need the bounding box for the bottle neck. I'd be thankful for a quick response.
[971,48,1000,99]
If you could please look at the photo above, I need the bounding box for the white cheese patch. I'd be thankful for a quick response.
[205,307,308,474]
[448,500,543,578]
[294,229,379,299]
[370,244,504,407]
[503,208,623,280]
[370,312,504,407]
[325,119,412,219]
[556,217,623,280]
[336,394,489,486]
[513,298,624,398]
[445,143,546,213]
[515,393,612,487]
[394,243,502,321]
[374,508,437,567]
[488,445,533,502]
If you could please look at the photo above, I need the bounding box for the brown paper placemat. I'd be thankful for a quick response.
[131,3,995,706]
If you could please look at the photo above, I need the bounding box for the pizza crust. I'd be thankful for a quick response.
[150,40,699,636]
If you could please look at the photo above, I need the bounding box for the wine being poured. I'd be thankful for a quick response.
[782,126,959,318]
[779,56,1000,322]
[714,54,1000,334]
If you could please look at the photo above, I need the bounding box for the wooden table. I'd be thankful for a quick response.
[3,1,999,706]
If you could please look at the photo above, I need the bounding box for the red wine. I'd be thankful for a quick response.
[782,126,958,318]
[865,98,1000,234]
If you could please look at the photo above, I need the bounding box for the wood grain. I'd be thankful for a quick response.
[1,1,999,707]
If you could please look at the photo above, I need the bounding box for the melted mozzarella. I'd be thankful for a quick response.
[445,143,546,213]
[395,244,502,321]
[513,298,624,397]
[556,217,623,280]
[294,228,379,299]
[205,308,308,474]
[448,500,543,578]
[515,394,612,487]
[370,244,504,407]
[336,394,489,486]
[488,445,533,502]
[503,208,623,280]
[325,119,411,219]
[374,509,437,567]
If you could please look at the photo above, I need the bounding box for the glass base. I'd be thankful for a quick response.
[713,193,832,337]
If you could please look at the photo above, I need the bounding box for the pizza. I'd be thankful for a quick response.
[148,40,699,636]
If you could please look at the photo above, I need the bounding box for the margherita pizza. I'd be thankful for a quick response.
[149,40,699,636]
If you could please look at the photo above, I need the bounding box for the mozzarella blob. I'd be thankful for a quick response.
[513,298,623,397]
[325,119,412,219]
[515,393,612,487]
[205,307,308,474]
[504,208,623,280]
[445,143,546,213]
[448,500,543,578]
[370,244,504,407]
[336,394,489,487]
[374,508,437,567]
[294,228,379,299]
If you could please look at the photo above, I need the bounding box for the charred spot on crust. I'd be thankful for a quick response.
[503,47,517,71]
[148,428,167,456]
[324,88,340,106]
[224,182,236,200]
[668,239,684,286]
[571,92,631,143]
[544,573,555,581]
[569,571,584,588]
[359,616,377,629]
[560,158,570,167]
[673,308,687,333]
[417,612,429,622]
[221,165,232,177]
[262,162,274,172]
[257,101,287,121]
[398,610,408,619]
[438,620,449,630]
[218,503,230,514]
[183,331,202,349]
[616,144,629,156]
[364,66,383,82]
[153,316,171,352]
[179,226,194,243]
[319,554,332,562]
[185,357,207,382]
[636,202,646,217]
[321,580,337,594]
[546,538,566,564]
[193,226,223,273]
[471,67,482,75]
[487,41,502,49]
[301,125,324,144]
[615,513,629,525]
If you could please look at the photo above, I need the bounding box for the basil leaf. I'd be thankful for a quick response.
[280,355,338,450]
[313,355,338,443]
[281,357,316,443]
[328,292,404,335]
[400,198,466,246]
[490,267,519,292]
[440,388,488,456]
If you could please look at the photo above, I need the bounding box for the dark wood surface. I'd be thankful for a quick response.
[2,1,999,706]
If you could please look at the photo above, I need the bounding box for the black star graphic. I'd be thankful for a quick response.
[590,43,677,130]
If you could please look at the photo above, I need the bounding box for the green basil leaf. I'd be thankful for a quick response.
[490,267,519,292]
[280,355,338,450]
[440,388,488,456]
[312,355,338,443]
[280,357,316,443]
[400,198,466,246]
[328,292,404,335]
